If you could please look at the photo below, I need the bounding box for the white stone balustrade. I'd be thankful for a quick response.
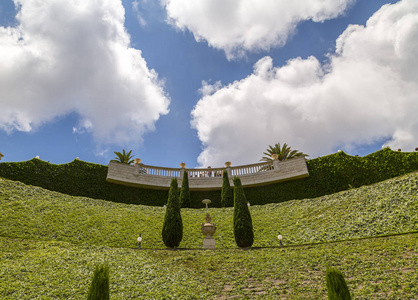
[106,157,309,191]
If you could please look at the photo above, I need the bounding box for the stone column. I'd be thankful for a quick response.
[225,161,232,178]
[180,162,186,178]
[271,154,280,171]
[133,158,141,175]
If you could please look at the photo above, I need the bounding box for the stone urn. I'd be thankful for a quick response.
[180,162,186,168]
[201,213,216,249]
[225,161,231,167]
[134,158,141,165]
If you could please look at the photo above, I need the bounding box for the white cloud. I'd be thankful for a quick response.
[163,0,355,59]
[132,0,147,26]
[191,0,418,167]
[0,0,169,145]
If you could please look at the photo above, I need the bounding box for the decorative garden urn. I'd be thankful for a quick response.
[225,161,231,167]
[180,162,186,168]
[201,213,216,249]
[134,158,141,165]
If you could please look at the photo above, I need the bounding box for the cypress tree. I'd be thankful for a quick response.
[87,263,110,300]
[221,170,234,207]
[180,170,191,208]
[162,178,183,248]
[326,267,351,300]
[233,177,254,247]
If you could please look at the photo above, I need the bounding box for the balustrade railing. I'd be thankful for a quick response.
[230,161,273,176]
[135,164,181,177]
[133,161,274,178]
[108,157,309,190]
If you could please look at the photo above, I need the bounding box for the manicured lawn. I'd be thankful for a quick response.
[0,234,416,299]
[0,172,417,298]
[1,173,417,249]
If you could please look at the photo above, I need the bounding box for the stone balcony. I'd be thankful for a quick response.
[106,157,309,191]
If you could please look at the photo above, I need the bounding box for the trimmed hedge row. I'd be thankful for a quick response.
[0,148,417,207]
[244,148,418,205]
[0,158,168,206]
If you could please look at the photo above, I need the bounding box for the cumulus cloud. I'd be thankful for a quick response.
[163,0,355,59]
[191,0,418,167]
[0,0,169,145]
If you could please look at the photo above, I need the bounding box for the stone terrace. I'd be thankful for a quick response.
[106,157,309,191]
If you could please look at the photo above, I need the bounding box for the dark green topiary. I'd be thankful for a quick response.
[233,177,254,247]
[326,267,351,300]
[221,170,234,207]
[180,170,191,208]
[162,178,183,248]
[87,263,110,300]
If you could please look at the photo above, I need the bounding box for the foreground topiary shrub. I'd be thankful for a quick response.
[162,178,183,248]
[87,263,110,300]
[326,267,351,300]
[233,177,254,248]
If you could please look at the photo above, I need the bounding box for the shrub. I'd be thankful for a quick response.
[87,263,110,300]
[326,267,351,300]
[233,177,254,248]
[221,170,234,207]
[162,178,183,248]
[180,170,191,208]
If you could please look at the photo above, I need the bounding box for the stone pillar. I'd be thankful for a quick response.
[134,158,141,175]
[180,162,186,178]
[271,154,280,171]
[225,161,232,178]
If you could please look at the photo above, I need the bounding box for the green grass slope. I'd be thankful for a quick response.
[1,172,417,248]
[1,235,416,299]
[0,173,417,298]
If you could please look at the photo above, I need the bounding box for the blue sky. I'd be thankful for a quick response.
[1,0,416,168]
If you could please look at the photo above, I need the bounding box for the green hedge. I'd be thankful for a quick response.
[0,158,168,206]
[244,148,418,205]
[1,148,417,207]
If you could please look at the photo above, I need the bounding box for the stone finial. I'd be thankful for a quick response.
[0,152,3,160]
[205,213,211,223]
[180,162,186,168]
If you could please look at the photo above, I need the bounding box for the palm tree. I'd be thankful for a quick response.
[260,143,308,162]
[111,149,134,164]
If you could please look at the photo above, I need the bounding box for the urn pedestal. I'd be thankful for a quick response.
[201,213,216,249]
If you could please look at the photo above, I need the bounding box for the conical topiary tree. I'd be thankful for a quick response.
[326,267,351,300]
[180,170,191,208]
[221,170,234,207]
[87,263,110,300]
[233,177,254,248]
[162,178,183,248]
